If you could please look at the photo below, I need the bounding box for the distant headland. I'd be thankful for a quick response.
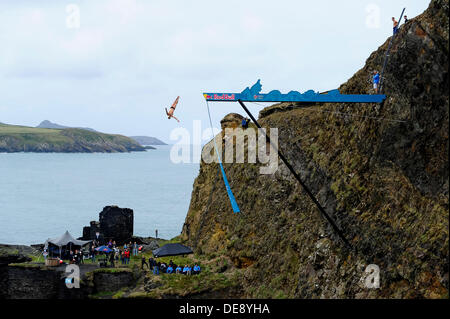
[0,120,166,153]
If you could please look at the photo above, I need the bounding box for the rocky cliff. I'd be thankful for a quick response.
[181,0,448,298]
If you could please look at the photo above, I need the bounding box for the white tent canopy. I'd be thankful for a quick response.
[44,230,91,249]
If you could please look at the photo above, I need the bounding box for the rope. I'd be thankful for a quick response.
[205,101,222,163]
[205,100,241,213]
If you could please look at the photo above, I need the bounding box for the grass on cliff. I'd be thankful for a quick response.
[92,267,132,274]
[141,269,240,298]
[0,123,61,134]
[0,123,70,145]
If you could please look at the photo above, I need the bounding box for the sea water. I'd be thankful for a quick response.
[0,146,199,245]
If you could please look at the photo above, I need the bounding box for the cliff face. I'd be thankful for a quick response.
[181,0,448,299]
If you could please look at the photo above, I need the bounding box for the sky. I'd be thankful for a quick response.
[0,0,430,143]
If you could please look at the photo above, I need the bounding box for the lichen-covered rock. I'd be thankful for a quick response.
[182,0,448,299]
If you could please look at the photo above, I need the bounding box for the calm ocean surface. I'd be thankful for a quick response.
[0,146,199,245]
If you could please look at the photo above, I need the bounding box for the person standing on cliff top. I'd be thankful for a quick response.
[392,17,399,34]
[404,15,409,24]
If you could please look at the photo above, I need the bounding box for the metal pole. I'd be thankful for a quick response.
[238,100,353,249]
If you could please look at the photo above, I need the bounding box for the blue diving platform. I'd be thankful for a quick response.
[203,80,386,103]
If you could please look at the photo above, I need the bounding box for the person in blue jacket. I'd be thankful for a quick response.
[373,70,380,93]
[166,265,173,274]
[176,265,182,274]
[193,264,201,275]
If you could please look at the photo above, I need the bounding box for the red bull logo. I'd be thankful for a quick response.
[213,94,235,100]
